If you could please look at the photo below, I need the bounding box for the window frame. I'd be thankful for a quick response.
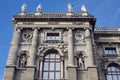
[42,51,63,80]
[45,32,61,41]
[106,63,120,80]
[104,47,116,55]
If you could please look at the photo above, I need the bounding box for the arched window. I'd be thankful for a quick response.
[42,50,63,80]
[106,63,120,80]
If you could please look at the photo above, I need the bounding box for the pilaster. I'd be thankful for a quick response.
[27,28,38,66]
[85,28,94,67]
[7,28,21,65]
[68,28,74,66]
[4,28,21,80]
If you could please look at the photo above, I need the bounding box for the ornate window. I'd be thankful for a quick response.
[105,48,116,55]
[42,50,63,80]
[106,63,120,80]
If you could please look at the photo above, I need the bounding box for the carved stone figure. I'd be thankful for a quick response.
[76,51,85,68]
[19,54,27,68]
[36,4,42,12]
[81,4,87,12]
[21,3,27,12]
[67,3,73,12]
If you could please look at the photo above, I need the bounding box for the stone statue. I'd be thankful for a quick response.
[36,4,42,12]
[81,4,87,12]
[21,3,27,12]
[67,3,73,12]
[19,54,27,68]
[76,51,85,68]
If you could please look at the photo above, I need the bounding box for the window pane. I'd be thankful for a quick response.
[113,75,117,80]
[44,62,48,70]
[107,75,112,80]
[56,63,60,70]
[45,55,49,58]
[50,54,55,58]
[50,63,54,70]
[56,54,60,58]
[49,72,54,79]
[43,72,48,79]
[118,76,120,79]
[56,72,60,79]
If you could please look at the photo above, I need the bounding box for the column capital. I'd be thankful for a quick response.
[66,27,74,30]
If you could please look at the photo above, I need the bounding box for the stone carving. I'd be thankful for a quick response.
[36,4,42,12]
[75,32,85,41]
[21,3,27,12]
[76,51,86,68]
[67,3,73,12]
[58,44,68,57]
[19,51,28,68]
[81,4,87,12]
[22,30,33,41]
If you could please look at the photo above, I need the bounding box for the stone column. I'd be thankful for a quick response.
[68,28,74,66]
[28,28,38,66]
[7,28,21,65]
[85,28,94,66]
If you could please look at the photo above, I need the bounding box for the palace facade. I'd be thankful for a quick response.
[4,4,120,80]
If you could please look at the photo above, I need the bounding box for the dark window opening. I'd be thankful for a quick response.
[105,48,116,55]
[46,33,60,41]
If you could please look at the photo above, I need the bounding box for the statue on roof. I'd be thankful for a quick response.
[81,4,87,12]
[21,3,27,12]
[67,3,73,12]
[36,4,42,12]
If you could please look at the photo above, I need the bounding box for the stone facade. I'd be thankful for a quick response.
[4,5,120,80]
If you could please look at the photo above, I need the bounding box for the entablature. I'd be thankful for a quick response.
[16,24,90,29]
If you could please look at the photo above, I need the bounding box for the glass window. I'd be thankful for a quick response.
[105,48,116,55]
[46,33,60,41]
[42,51,61,79]
[106,64,120,80]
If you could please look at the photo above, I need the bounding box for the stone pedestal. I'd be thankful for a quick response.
[67,66,77,80]
[88,67,98,80]
[26,68,35,80]
[4,67,15,80]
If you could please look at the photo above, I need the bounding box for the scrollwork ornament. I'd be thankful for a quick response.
[22,30,33,41]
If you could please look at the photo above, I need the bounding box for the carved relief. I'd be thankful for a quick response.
[74,30,85,43]
[38,44,68,57]
[21,30,33,42]
[58,44,68,57]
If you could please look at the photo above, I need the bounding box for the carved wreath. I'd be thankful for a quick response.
[22,30,33,41]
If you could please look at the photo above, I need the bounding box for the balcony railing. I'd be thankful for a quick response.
[14,12,92,18]
[94,27,120,32]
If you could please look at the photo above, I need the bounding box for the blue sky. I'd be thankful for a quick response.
[0,0,120,79]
